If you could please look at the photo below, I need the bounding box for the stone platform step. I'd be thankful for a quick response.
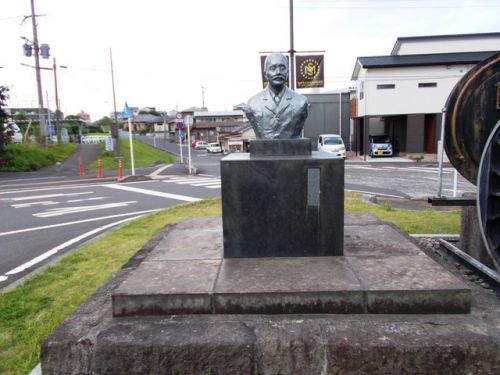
[112,215,471,316]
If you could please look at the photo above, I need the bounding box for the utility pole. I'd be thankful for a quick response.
[201,86,206,109]
[30,0,47,144]
[110,48,120,157]
[53,58,61,143]
[289,0,295,91]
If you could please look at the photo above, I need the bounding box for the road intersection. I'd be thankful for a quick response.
[0,140,476,289]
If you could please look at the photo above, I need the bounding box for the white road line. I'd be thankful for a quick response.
[148,164,172,176]
[205,185,222,189]
[2,215,145,279]
[0,180,153,195]
[33,201,137,218]
[346,166,387,171]
[191,182,221,187]
[66,197,105,203]
[12,201,59,208]
[105,184,201,202]
[0,209,160,237]
[0,191,94,201]
[173,180,219,185]
[163,178,217,183]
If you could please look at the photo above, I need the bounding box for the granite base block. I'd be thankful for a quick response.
[41,216,499,374]
[221,152,344,258]
[111,216,471,316]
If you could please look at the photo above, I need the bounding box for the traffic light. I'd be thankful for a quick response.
[23,43,32,57]
[40,44,50,59]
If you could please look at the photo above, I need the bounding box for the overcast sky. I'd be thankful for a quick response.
[0,0,499,120]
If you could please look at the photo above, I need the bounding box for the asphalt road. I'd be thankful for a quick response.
[138,134,476,199]
[0,137,476,289]
[0,176,221,289]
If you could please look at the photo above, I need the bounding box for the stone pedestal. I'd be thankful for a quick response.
[221,139,344,258]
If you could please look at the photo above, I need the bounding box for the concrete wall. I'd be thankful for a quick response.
[358,64,471,116]
[304,92,351,149]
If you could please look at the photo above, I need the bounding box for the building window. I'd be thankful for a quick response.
[418,82,437,88]
[359,81,364,100]
[376,84,395,90]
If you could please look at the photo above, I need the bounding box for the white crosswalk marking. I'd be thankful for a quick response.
[162,176,221,189]
[33,201,137,218]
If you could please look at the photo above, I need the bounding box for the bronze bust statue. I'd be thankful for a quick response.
[244,53,309,139]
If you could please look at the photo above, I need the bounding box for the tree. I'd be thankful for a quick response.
[13,112,29,132]
[0,86,10,153]
[96,116,112,132]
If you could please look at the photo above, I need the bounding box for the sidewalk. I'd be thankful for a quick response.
[346,151,450,164]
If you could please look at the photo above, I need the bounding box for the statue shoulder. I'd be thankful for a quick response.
[290,89,308,107]
[244,90,267,113]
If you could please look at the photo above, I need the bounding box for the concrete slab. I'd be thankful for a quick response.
[344,212,382,225]
[214,257,364,314]
[113,260,221,316]
[112,216,470,316]
[348,255,471,313]
[344,224,423,256]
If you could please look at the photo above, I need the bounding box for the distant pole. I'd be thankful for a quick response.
[437,108,446,197]
[110,48,121,157]
[289,0,295,91]
[53,58,61,143]
[201,86,206,109]
[185,115,193,174]
[163,113,167,148]
[127,116,135,176]
[45,90,51,140]
[30,0,47,144]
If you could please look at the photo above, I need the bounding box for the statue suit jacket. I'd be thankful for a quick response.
[244,86,309,139]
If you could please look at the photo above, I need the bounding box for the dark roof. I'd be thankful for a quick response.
[132,114,164,123]
[358,51,497,68]
[352,51,498,79]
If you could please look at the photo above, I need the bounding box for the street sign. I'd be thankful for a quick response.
[176,130,185,138]
[105,136,114,152]
[176,113,182,120]
[177,121,183,129]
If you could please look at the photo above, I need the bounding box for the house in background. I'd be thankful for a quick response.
[191,110,246,143]
[350,32,500,157]
[219,122,255,153]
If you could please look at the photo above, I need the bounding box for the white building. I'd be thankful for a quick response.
[351,32,500,156]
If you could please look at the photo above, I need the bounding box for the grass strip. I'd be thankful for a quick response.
[0,144,77,172]
[345,192,460,234]
[89,139,176,170]
[0,194,459,373]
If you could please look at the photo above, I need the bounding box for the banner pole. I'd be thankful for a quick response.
[128,117,135,176]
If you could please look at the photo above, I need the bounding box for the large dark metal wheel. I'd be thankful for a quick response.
[444,53,500,184]
[477,120,500,271]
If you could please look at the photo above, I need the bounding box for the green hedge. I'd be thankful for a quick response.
[0,143,77,172]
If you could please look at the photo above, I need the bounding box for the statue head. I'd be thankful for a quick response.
[264,53,289,93]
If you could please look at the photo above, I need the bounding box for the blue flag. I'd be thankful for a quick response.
[122,102,132,119]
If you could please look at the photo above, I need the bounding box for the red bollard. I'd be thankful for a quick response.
[97,158,103,178]
[78,157,84,176]
[117,158,123,180]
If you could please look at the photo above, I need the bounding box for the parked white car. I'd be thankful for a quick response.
[206,142,222,153]
[194,141,209,150]
[317,134,346,158]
